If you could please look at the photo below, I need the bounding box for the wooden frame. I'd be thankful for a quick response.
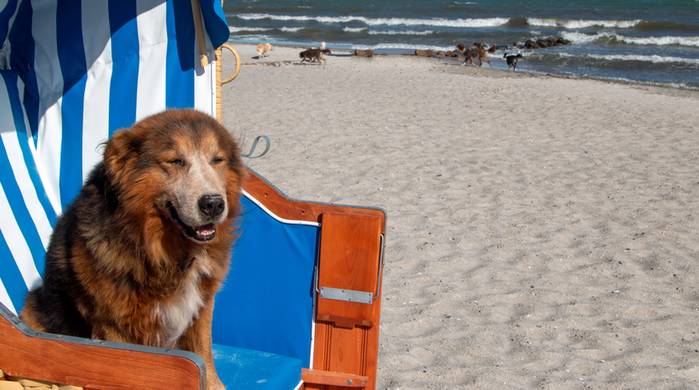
[0,305,205,389]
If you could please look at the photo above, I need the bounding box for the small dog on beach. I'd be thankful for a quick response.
[256,42,273,58]
[299,48,332,64]
[504,52,523,71]
[20,110,244,390]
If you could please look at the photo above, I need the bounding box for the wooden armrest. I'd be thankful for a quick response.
[302,368,368,388]
[0,306,204,390]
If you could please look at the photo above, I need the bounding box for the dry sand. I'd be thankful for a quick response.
[222,44,699,389]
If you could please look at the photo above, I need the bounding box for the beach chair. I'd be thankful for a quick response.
[0,1,385,389]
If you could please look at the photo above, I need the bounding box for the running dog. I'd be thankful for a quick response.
[21,109,244,390]
[299,48,331,64]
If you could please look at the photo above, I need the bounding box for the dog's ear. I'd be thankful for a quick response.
[104,128,143,185]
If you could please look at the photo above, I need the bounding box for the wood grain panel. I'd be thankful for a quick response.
[242,169,385,223]
[301,368,368,388]
[316,213,382,327]
[312,211,385,390]
[0,313,203,390]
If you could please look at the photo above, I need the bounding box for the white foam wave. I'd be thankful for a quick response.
[562,31,699,47]
[589,54,699,65]
[343,27,368,33]
[368,30,435,36]
[560,31,600,43]
[557,52,699,65]
[528,18,641,29]
[279,27,303,32]
[620,35,699,47]
[235,13,508,28]
[229,26,273,33]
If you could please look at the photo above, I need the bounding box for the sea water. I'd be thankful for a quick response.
[225,0,699,88]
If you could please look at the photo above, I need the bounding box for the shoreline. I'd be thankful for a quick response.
[231,41,699,95]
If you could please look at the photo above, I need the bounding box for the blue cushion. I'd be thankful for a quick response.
[213,343,302,389]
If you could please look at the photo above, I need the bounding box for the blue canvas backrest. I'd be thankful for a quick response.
[0,0,318,369]
[213,192,320,367]
[0,68,54,314]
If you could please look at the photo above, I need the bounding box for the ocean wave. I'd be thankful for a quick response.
[343,27,368,33]
[230,34,272,41]
[234,13,509,28]
[559,32,601,43]
[229,26,273,33]
[368,30,435,36]
[527,18,641,29]
[555,52,699,65]
[562,31,699,47]
[229,26,304,33]
[586,54,699,65]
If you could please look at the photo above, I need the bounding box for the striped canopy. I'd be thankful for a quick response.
[0,0,229,310]
[0,3,318,388]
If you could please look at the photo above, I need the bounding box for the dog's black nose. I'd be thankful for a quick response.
[199,194,225,218]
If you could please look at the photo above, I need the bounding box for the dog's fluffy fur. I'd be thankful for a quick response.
[256,43,272,58]
[299,48,331,64]
[21,109,243,390]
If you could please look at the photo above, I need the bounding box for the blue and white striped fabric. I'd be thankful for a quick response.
[1,3,321,385]
[0,0,229,314]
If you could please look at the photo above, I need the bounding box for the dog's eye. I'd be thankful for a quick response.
[211,156,225,164]
[168,158,186,166]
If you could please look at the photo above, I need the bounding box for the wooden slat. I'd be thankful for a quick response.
[301,368,368,388]
[242,170,385,223]
[316,213,382,327]
[311,211,385,390]
[0,313,203,390]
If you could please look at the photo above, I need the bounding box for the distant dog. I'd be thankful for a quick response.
[21,110,244,390]
[299,48,331,64]
[472,42,491,67]
[256,43,272,58]
[457,42,491,67]
[456,43,475,65]
[504,53,523,71]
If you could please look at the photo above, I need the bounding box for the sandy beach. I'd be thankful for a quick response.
[222,44,699,389]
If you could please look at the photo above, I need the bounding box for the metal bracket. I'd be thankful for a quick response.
[315,233,385,305]
[320,287,373,304]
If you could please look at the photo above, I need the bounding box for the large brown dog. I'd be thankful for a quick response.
[21,109,243,390]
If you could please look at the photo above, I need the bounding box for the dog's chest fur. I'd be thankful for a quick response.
[153,254,212,347]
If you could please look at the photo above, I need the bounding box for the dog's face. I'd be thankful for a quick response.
[105,110,243,244]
